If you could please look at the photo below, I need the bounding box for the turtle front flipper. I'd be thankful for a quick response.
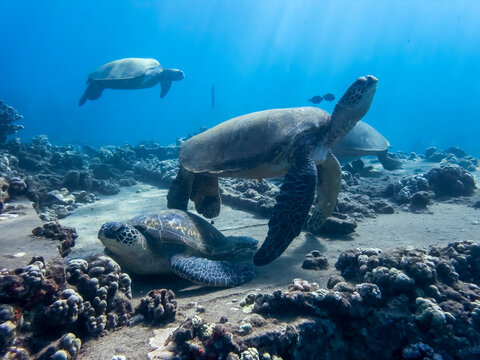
[170,255,256,287]
[190,174,221,218]
[306,151,342,233]
[167,166,195,211]
[254,143,317,266]
[160,79,173,98]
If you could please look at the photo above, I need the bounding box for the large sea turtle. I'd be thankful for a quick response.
[167,75,378,266]
[332,120,402,170]
[98,210,257,287]
[79,58,184,106]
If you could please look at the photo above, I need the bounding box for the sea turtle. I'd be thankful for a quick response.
[167,75,378,266]
[332,120,402,170]
[79,58,184,106]
[98,210,257,287]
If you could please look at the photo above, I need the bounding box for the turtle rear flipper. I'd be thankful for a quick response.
[167,166,195,211]
[190,174,221,218]
[377,150,402,170]
[254,142,317,266]
[306,151,342,233]
[170,255,256,287]
[78,81,104,106]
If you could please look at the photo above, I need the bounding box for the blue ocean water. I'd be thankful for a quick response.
[1,1,479,155]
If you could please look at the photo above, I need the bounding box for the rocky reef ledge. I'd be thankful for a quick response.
[153,240,480,360]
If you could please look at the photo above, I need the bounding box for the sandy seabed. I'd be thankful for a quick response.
[1,160,479,359]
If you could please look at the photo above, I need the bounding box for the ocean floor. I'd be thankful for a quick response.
[46,166,480,359]
[1,158,479,359]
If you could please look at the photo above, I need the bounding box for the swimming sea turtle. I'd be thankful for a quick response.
[98,210,257,287]
[167,75,378,266]
[79,58,184,106]
[332,120,402,170]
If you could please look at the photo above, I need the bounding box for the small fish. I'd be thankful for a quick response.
[211,85,215,111]
[323,93,335,101]
[308,95,323,104]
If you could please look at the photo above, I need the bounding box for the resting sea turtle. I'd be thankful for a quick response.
[98,210,257,287]
[167,75,378,266]
[332,120,402,170]
[79,58,184,106]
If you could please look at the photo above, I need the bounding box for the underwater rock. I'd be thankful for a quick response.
[134,158,178,187]
[0,176,9,212]
[219,178,279,217]
[317,212,357,235]
[0,100,23,144]
[409,191,432,210]
[92,179,120,195]
[70,190,95,204]
[425,146,479,171]
[158,239,480,359]
[32,222,78,257]
[302,251,329,270]
[62,170,93,191]
[133,143,178,160]
[35,333,81,360]
[426,165,476,197]
[135,289,177,325]
[0,254,134,359]
[385,175,430,205]
[8,176,27,195]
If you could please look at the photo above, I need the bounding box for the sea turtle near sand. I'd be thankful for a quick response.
[98,209,257,287]
[332,120,402,170]
[79,58,184,106]
[167,75,378,266]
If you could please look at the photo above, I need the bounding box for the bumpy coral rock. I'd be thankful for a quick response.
[302,250,329,270]
[426,165,476,197]
[135,289,177,325]
[36,333,81,360]
[317,212,357,235]
[0,100,23,144]
[0,176,9,212]
[220,178,279,217]
[32,222,78,257]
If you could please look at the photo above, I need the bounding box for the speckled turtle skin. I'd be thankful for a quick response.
[98,209,257,287]
[168,76,379,267]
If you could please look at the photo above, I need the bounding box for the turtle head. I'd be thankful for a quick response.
[162,68,185,81]
[98,222,145,254]
[325,75,378,147]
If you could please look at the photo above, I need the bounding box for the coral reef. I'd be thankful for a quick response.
[0,101,23,144]
[0,255,134,359]
[426,164,476,197]
[219,179,279,217]
[135,289,177,325]
[32,222,78,257]
[425,146,479,171]
[301,251,329,270]
[166,241,480,359]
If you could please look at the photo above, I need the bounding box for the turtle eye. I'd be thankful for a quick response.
[103,222,124,233]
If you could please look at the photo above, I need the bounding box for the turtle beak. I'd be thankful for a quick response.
[360,75,378,87]
[98,222,123,240]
